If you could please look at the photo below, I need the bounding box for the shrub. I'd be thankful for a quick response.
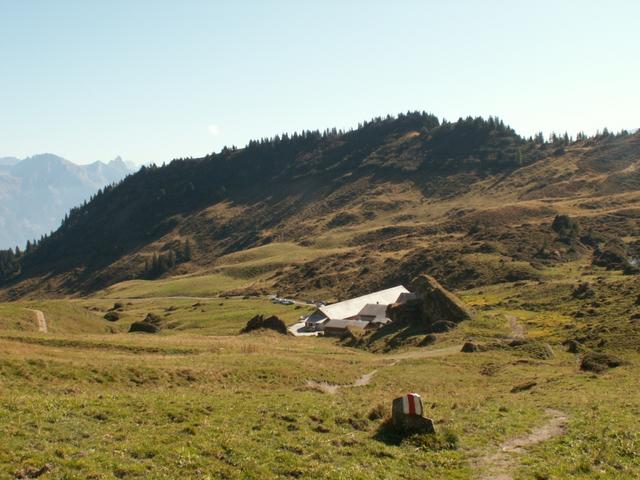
[128,312,163,333]
[144,313,163,326]
[129,322,159,333]
[405,429,459,451]
[368,403,387,421]
[551,214,579,243]
[240,314,288,335]
[580,352,623,373]
[104,311,120,322]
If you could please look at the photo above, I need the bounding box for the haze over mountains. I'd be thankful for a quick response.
[0,153,133,249]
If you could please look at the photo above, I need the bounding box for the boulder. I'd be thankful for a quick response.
[128,312,163,333]
[510,381,537,393]
[564,339,582,353]
[461,341,479,353]
[580,352,624,373]
[419,334,437,346]
[104,311,120,322]
[240,314,288,335]
[430,320,457,333]
[593,240,629,270]
[129,321,159,333]
[386,275,472,333]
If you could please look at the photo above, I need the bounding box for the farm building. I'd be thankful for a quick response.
[304,285,410,331]
[323,319,370,336]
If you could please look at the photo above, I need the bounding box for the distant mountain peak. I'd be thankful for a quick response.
[0,157,20,167]
[107,156,137,171]
[0,152,134,249]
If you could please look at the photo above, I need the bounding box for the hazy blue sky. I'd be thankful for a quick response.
[1,1,638,165]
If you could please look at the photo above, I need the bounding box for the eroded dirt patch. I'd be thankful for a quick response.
[474,408,568,480]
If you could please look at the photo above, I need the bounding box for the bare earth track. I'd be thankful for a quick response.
[506,314,525,340]
[27,309,47,333]
[307,343,568,479]
[305,345,464,394]
[475,408,568,480]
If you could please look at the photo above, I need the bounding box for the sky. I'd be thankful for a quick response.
[1,0,638,165]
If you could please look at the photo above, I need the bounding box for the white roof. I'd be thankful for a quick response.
[319,285,409,321]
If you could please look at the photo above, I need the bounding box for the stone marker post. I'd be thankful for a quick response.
[392,393,435,434]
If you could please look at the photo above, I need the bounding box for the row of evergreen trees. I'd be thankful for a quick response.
[143,239,193,278]
[0,111,635,287]
[0,248,21,281]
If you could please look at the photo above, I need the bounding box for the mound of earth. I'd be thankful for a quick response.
[580,352,624,373]
[104,311,120,322]
[240,314,288,335]
[129,313,163,333]
[593,239,630,270]
[386,275,472,333]
[461,341,481,352]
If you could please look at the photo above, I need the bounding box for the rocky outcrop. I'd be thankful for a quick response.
[461,341,480,352]
[386,275,472,332]
[580,352,624,373]
[593,239,629,270]
[129,312,162,333]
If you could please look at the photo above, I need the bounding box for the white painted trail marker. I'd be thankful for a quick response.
[401,393,423,416]
[392,392,434,434]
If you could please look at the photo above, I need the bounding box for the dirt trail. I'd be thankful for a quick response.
[475,409,568,480]
[506,314,525,340]
[306,344,463,394]
[306,369,379,394]
[390,344,463,360]
[27,309,48,333]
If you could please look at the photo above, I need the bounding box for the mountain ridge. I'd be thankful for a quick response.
[1,112,638,300]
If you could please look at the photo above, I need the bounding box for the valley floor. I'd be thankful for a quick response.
[0,262,639,479]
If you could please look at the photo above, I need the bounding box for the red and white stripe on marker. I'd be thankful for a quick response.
[401,393,423,416]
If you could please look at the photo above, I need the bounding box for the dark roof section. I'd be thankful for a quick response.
[324,319,370,330]
[356,303,392,324]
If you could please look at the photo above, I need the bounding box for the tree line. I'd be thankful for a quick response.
[0,111,634,286]
[143,239,192,279]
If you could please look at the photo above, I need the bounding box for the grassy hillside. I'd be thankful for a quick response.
[9,113,638,298]
[1,234,638,478]
[0,112,637,477]
[0,274,638,479]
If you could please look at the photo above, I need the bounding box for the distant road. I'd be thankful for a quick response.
[110,295,314,305]
[27,309,48,333]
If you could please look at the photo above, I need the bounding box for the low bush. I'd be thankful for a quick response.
[580,352,624,373]
[104,311,120,322]
[240,314,288,335]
